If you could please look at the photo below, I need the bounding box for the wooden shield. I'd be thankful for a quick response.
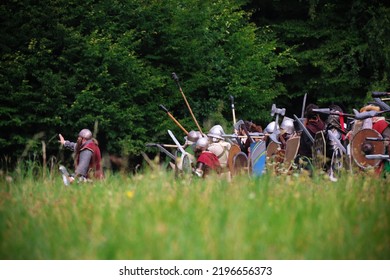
[181,153,192,174]
[250,140,267,176]
[283,136,300,170]
[266,141,280,158]
[313,131,327,169]
[232,152,249,176]
[228,143,241,174]
[351,128,385,169]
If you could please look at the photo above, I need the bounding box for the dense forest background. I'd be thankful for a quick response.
[1,0,389,170]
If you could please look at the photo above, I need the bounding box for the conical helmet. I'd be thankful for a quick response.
[264,121,279,134]
[78,129,92,140]
[185,130,202,144]
[207,125,224,140]
[196,137,209,149]
[280,117,295,135]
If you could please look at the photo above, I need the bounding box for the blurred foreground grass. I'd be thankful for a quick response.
[0,168,389,260]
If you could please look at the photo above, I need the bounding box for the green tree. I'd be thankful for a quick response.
[0,0,290,168]
[247,0,390,112]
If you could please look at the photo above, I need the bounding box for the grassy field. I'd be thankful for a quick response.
[0,167,389,260]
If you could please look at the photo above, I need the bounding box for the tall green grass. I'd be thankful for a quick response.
[0,167,389,260]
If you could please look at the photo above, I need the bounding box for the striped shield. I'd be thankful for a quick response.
[250,140,267,176]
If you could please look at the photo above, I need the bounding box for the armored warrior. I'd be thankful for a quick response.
[207,125,231,169]
[59,128,104,184]
[264,121,279,142]
[265,117,295,149]
[353,104,390,174]
[193,137,222,178]
[237,121,263,155]
[323,105,347,180]
[296,104,326,171]
[182,130,203,163]
[359,104,390,138]
[280,117,296,142]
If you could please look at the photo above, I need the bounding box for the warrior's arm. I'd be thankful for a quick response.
[75,149,93,177]
[64,141,77,151]
[59,133,77,151]
[194,162,205,177]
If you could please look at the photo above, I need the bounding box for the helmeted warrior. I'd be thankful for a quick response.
[184,130,203,149]
[359,104,390,138]
[59,128,104,183]
[355,104,390,174]
[193,137,221,178]
[296,104,326,173]
[207,125,231,170]
[323,105,347,180]
[237,121,263,155]
[280,117,295,141]
[182,130,203,162]
[264,121,279,135]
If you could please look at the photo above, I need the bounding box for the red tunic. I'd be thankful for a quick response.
[373,119,389,135]
[79,141,104,179]
[197,151,221,170]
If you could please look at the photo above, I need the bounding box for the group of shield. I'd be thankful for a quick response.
[148,73,390,179]
[310,93,390,177]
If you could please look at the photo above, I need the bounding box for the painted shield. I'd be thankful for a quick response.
[313,131,327,169]
[250,140,267,176]
[283,136,300,170]
[351,128,385,169]
[232,152,249,176]
[266,141,280,158]
[228,143,241,174]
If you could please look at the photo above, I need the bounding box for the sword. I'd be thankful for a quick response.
[293,114,314,143]
[301,93,307,118]
[145,143,176,161]
[327,130,346,154]
[168,130,187,155]
[168,130,193,171]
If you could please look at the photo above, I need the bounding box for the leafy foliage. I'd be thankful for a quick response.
[248,0,390,112]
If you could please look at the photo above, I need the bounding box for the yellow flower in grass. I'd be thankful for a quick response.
[126,190,135,199]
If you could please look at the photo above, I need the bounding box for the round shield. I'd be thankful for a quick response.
[351,129,385,169]
[283,136,300,170]
[350,120,363,138]
[227,143,241,174]
[232,152,249,176]
[313,131,327,169]
[266,141,280,158]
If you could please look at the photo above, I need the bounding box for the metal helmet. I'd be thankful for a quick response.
[264,121,279,134]
[280,117,295,135]
[78,129,92,140]
[185,130,201,144]
[195,137,209,150]
[207,125,225,140]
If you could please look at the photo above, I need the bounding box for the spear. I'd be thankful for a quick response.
[171,72,203,134]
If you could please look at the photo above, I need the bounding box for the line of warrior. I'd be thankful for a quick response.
[148,90,390,181]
